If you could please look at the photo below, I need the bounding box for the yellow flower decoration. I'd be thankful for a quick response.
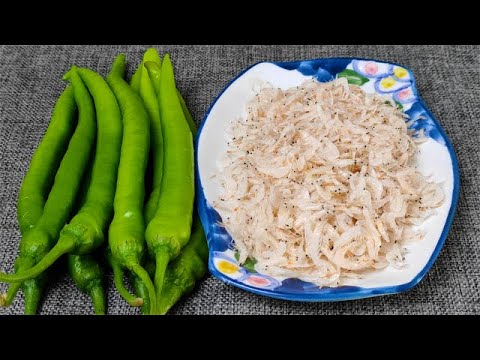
[380,77,396,89]
[217,260,239,274]
[394,67,408,79]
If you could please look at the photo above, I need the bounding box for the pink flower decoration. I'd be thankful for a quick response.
[246,275,271,287]
[364,62,378,75]
[398,88,413,100]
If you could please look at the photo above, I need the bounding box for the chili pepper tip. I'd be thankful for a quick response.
[62,65,77,81]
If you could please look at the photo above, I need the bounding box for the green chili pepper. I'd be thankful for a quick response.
[0,65,124,288]
[133,84,196,315]
[142,59,196,225]
[0,86,77,309]
[102,53,146,310]
[114,50,157,311]
[0,68,96,313]
[106,54,156,315]
[125,53,153,313]
[159,98,207,315]
[68,254,106,315]
[144,55,195,311]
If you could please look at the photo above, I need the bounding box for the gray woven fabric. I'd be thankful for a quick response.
[0,45,478,315]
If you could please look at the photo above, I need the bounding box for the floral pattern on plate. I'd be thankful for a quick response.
[339,60,418,111]
[213,252,247,281]
[213,250,281,290]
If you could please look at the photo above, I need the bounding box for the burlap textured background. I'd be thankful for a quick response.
[0,45,478,314]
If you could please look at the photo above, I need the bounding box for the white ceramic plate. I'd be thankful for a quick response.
[196,58,460,301]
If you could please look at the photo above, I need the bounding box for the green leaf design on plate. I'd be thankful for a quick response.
[234,251,257,272]
[384,100,404,111]
[243,257,257,273]
[337,69,369,86]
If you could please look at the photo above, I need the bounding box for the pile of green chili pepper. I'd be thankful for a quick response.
[0,48,208,315]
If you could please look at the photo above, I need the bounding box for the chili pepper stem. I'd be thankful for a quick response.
[112,261,143,307]
[2,285,19,307]
[132,275,151,315]
[0,234,76,283]
[1,257,34,307]
[23,281,42,315]
[154,251,170,311]
[0,290,12,307]
[129,264,156,315]
[90,285,106,315]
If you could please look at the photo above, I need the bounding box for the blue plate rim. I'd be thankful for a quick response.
[195,57,461,302]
